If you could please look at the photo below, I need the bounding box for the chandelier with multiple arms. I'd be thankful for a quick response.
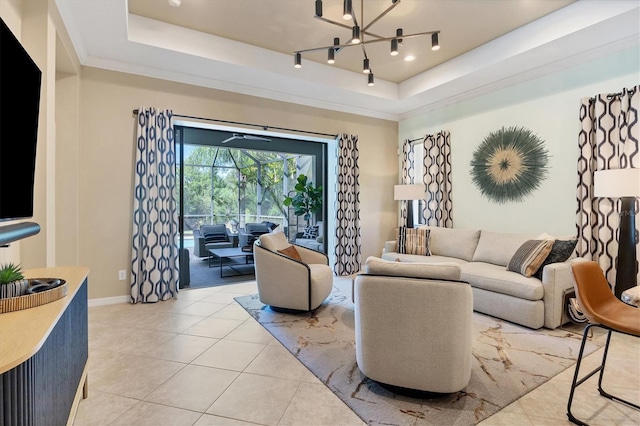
[293,0,440,86]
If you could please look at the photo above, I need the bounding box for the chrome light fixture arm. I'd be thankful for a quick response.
[362,0,401,32]
[294,31,440,55]
[298,0,440,86]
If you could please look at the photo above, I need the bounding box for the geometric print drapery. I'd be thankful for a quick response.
[575,85,639,289]
[399,139,416,226]
[400,131,453,228]
[131,107,179,303]
[421,131,453,227]
[334,134,361,276]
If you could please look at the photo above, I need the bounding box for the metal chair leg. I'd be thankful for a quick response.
[567,325,640,425]
[596,331,640,410]
[567,323,595,425]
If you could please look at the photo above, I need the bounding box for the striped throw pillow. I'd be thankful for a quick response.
[397,227,431,256]
[507,239,554,277]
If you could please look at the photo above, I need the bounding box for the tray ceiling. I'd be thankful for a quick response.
[55,0,640,120]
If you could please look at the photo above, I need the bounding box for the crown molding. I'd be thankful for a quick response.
[54,0,640,122]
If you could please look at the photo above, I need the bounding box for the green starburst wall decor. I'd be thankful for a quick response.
[470,126,550,203]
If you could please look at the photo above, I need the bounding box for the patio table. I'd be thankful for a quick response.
[208,247,255,278]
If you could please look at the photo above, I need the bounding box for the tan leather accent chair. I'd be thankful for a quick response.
[254,231,333,312]
[567,261,640,425]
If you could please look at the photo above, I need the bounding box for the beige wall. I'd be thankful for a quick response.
[78,68,398,299]
[55,70,80,266]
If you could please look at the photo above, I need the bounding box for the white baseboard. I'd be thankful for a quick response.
[88,295,129,307]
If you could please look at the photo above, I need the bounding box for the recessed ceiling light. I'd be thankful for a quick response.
[168,0,182,7]
[404,55,415,62]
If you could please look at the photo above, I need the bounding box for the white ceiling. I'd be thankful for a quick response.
[55,0,640,121]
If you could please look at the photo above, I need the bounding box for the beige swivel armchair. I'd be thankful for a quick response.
[354,256,473,394]
[254,231,333,312]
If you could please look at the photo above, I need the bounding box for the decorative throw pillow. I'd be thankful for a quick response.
[507,239,554,277]
[397,227,407,254]
[278,245,302,261]
[397,226,431,256]
[302,224,319,239]
[533,239,578,280]
[204,232,227,243]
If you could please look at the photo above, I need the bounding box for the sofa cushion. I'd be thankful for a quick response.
[205,241,234,250]
[364,256,461,281]
[419,226,480,261]
[381,252,467,265]
[533,239,578,280]
[201,224,227,235]
[472,230,536,267]
[397,227,431,255]
[507,239,554,277]
[460,262,544,301]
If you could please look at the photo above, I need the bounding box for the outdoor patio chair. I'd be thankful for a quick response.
[193,224,234,257]
[239,222,271,248]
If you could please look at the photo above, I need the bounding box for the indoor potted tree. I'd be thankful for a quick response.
[0,262,29,299]
[284,174,323,227]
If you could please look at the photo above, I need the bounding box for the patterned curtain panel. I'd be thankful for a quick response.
[422,131,453,227]
[131,107,179,303]
[576,85,639,288]
[399,139,415,225]
[334,134,361,276]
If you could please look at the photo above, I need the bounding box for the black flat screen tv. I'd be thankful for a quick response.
[0,17,42,222]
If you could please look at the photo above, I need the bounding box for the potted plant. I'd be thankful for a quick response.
[0,262,29,299]
[284,174,323,227]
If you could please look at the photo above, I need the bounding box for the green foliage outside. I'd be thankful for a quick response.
[178,146,301,230]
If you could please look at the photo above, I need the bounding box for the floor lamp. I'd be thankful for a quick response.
[394,184,425,228]
[594,168,640,299]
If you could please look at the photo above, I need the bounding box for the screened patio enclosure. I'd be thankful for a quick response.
[178,144,316,240]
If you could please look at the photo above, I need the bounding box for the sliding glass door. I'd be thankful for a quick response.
[175,125,327,288]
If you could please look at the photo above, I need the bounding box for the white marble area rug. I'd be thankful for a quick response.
[235,280,602,426]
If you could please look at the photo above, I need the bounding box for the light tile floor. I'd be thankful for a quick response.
[74,278,640,426]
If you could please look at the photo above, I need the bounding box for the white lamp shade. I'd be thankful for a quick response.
[594,168,640,198]
[394,184,425,201]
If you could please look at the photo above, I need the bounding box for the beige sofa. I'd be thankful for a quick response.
[382,226,584,329]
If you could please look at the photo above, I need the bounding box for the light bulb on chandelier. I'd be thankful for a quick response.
[343,0,353,20]
[293,0,441,86]
[351,25,361,44]
[362,58,371,74]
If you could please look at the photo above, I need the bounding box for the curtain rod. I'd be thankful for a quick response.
[131,109,338,138]
[588,89,634,102]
